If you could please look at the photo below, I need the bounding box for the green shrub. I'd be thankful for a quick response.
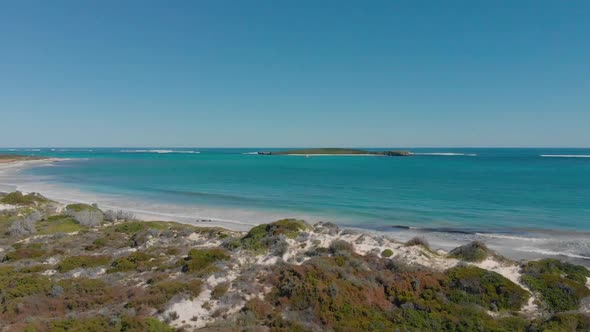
[329,240,354,254]
[0,273,52,302]
[120,316,174,332]
[446,266,530,311]
[522,258,590,284]
[182,248,230,273]
[48,315,173,332]
[271,219,309,238]
[132,279,202,311]
[85,237,107,251]
[521,259,590,311]
[228,219,309,253]
[381,249,394,258]
[57,255,111,272]
[405,236,430,249]
[36,215,86,234]
[112,221,168,235]
[64,203,101,213]
[108,251,155,273]
[449,241,490,262]
[2,247,47,262]
[212,282,229,299]
[0,191,51,206]
[530,313,590,331]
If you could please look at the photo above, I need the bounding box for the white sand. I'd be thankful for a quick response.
[0,204,14,211]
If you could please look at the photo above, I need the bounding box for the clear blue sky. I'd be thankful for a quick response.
[1,1,589,147]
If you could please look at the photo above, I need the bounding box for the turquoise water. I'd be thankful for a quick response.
[2,147,590,261]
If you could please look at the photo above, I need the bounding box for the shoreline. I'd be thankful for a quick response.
[1,158,589,266]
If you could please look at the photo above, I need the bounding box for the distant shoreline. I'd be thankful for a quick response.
[0,154,50,164]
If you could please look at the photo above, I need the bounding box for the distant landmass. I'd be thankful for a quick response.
[258,148,412,156]
[0,154,46,164]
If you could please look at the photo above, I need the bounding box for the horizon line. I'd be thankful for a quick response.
[1,146,590,149]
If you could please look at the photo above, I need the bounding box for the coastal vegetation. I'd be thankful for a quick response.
[521,259,590,312]
[225,218,309,254]
[449,240,491,262]
[0,191,52,206]
[0,190,588,331]
[405,236,431,249]
[0,154,46,164]
[381,248,394,257]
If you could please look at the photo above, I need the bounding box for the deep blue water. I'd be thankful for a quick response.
[2,147,589,234]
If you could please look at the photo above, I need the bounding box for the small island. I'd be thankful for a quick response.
[258,148,412,156]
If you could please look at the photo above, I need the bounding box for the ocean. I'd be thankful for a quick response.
[1,147,589,264]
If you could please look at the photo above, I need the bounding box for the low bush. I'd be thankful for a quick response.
[381,249,394,257]
[530,313,590,331]
[35,215,86,234]
[225,219,309,254]
[0,273,52,303]
[0,191,51,206]
[46,315,173,332]
[108,252,155,273]
[329,239,354,254]
[521,259,590,311]
[449,241,490,262]
[85,237,107,251]
[64,203,101,213]
[112,221,168,235]
[57,255,111,273]
[446,266,530,311]
[57,277,125,311]
[211,282,229,299]
[405,236,430,249]
[131,279,202,312]
[2,247,47,262]
[182,248,230,273]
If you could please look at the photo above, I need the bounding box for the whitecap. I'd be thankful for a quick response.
[412,152,477,156]
[120,149,200,154]
[475,233,547,242]
[540,154,590,158]
[516,247,590,260]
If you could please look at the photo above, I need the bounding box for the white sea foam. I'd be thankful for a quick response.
[120,149,200,154]
[57,149,94,152]
[475,233,548,242]
[412,152,477,156]
[540,154,590,158]
[516,247,590,260]
[242,152,260,155]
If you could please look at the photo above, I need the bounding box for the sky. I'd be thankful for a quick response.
[1,1,589,148]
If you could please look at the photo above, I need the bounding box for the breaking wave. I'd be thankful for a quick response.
[541,154,590,158]
[412,152,477,156]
